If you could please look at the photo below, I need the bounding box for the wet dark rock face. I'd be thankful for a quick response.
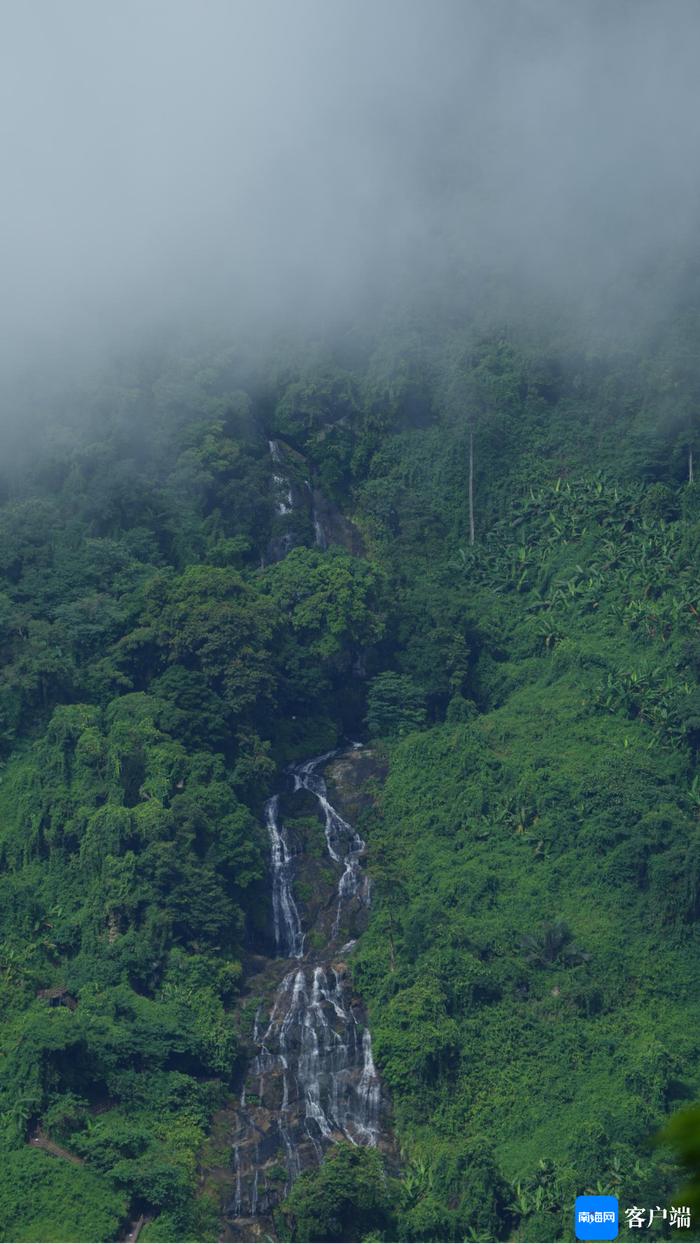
[216,749,392,1242]
[310,486,365,558]
[266,439,364,563]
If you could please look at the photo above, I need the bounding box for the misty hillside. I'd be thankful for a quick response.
[1,300,700,1243]
[4,3,700,1243]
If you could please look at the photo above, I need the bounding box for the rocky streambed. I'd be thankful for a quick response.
[211,746,392,1241]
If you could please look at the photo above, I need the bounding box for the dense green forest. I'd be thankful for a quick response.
[1,285,700,1242]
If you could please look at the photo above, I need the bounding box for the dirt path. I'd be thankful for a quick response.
[122,1213,150,1242]
[29,1128,83,1165]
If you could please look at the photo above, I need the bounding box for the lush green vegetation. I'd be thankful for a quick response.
[1,290,700,1239]
[350,411,700,1237]
[280,1144,397,1243]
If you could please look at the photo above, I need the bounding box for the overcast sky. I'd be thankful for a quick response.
[2,0,700,373]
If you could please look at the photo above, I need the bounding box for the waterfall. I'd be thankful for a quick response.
[247,962,379,1161]
[233,1148,242,1217]
[292,752,369,935]
[230,748,384,1223]
[269,439,294,515]
[313,505,327,550]
[269,440,346,557]
[265,796,304,958]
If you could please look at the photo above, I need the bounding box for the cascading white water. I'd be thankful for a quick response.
[265,796,304,958]
[357,1028,381,1143]
[269,439,294,514]
[249,962,379,1155]
[233,749,383,1220]
[269,439,337,558]
[313,509,327,550]
[233,1147,243,1216]
[303,478,328,550]
[293,750,369,930]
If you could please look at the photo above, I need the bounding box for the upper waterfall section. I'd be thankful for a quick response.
[265,438,364,563]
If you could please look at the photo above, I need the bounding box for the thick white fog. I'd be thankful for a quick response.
[2,0,700,374]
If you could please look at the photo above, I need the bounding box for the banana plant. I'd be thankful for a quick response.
[400,1154,433,1207]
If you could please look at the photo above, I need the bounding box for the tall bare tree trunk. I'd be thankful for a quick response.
[690,444,694,485]
[468,424,475,545]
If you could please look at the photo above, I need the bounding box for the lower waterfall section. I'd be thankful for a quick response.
[225,749,388,1232]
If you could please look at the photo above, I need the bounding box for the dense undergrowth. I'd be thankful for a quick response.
[0,292,699,1240]
[353,474,700,1242]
